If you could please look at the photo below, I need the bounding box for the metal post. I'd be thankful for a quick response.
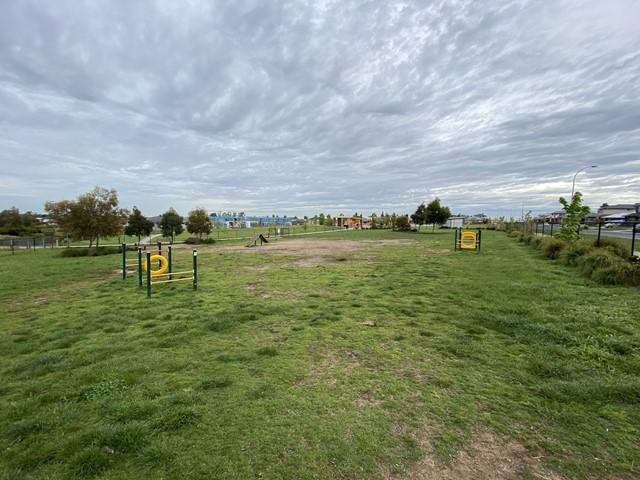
[122,243,127,280]
[193,249,198,290]
[138,247,143,288]
[168,245,173,281]
[597,222,602,247]
[454,228,458,251]
[631,222,637,258]
[146,252,152,298]
[157,241,162,270]
[477,229,482,251]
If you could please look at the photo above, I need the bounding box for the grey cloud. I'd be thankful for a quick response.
[1,0,639,217]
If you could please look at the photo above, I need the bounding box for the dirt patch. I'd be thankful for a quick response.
[385,429,565,480]
[227,238,417,269]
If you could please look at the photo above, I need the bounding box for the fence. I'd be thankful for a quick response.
[0,236,65,251]
[501,220,639,258]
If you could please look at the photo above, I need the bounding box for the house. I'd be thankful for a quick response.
[600,212,639,226]
[445,216,465,229]
[597,203,639,217]
[467,213,489,224]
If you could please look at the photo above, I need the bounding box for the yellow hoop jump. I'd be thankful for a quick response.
[460,231,477,249]
[143,254,169,275]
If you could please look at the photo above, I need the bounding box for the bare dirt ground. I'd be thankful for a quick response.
[220,238,418,268]
[383,429,566,480]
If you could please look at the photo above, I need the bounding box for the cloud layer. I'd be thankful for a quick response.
[1,0,639,217]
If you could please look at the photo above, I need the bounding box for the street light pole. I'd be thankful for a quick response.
[571,165,598,199]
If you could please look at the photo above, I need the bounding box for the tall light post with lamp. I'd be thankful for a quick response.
[571,165,598,199]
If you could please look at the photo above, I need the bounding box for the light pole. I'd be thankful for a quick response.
[571,165,598,199]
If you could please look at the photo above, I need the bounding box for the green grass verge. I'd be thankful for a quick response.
[1,230,639,479]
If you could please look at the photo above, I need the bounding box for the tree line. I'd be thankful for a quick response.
[2,187,454,246]
[38,186,213,247]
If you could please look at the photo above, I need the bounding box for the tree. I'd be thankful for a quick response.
[44,187,128,247]
[159,208,184,242]
[186,207,212,240]
[370,212,378,229]
[424,197,451,232]
[124,207,154,242]
[0,207,42,236]
[557,192,590,243]
[410,203,427,231]
[395,215,411,231]
[324,214,333,227]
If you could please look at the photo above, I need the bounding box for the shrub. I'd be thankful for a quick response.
[184,237,215,245]
[59,247,121,257]
[540,238,566,260]
[577,250,618,277]
[576,250,640,285]
[522,234,534,245]
[561,240,593,266]
[530,236,543,249]
[591,261,640,286]
[591,237,629,259]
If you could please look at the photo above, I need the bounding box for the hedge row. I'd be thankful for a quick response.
[508,231,640,286]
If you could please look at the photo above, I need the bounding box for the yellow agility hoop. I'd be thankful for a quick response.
[143,254,169,275]
[460,231,477,249]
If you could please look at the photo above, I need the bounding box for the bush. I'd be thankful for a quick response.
[591,261,640,286]
[522,234,534,245]
[561,240,593,266]
[540,238,567,260]
[576,249,617,277]
[576,250,640,285]
[59,247,121,257]
[184,237,216,245]
[590,237,629,259]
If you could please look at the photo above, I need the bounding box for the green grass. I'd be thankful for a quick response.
[1,230,639,479]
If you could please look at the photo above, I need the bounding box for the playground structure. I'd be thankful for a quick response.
[121,242,198,297]
[454,228,482,251]
[335,214,363,229]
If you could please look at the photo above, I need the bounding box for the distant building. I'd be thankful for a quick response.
[597,203,639,217]
[209,213,290,227]
[446,216,465,229]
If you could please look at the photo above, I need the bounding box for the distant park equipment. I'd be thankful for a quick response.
[247,233,269,247]
[454,228,481,251]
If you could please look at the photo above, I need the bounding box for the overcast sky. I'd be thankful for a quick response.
[1,0,639,219]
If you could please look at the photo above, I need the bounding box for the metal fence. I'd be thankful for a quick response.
[0,236,64,250]
[527,220,639,257]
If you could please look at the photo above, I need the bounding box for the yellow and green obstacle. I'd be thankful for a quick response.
[454,228,481,251]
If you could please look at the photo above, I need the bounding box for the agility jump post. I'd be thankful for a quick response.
[454,228,481,251]
[145,249,197,298]
[122,241,168,283]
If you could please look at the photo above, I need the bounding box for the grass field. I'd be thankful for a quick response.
[1,230,639,479]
